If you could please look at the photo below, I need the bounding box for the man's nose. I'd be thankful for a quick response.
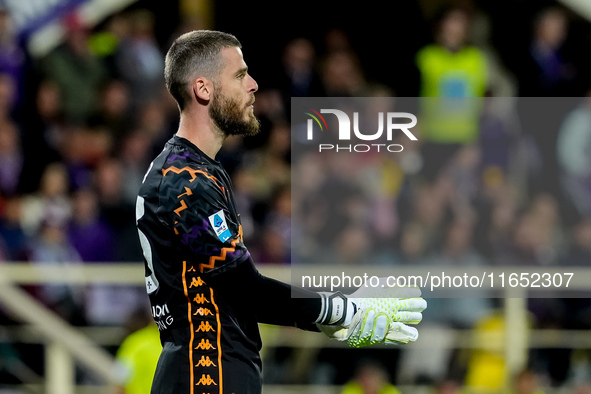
[247,74,258,93]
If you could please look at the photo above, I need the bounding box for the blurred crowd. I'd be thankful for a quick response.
[0,1,590,392]
[286,4,591,392]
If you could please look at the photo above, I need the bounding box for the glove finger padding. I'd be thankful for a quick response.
[352,296,426,324]
[392,311,423,324]
[347,281,426,323]
[385,322,419,344]
[346,308,391,348]
[393,297,427,313]
[318,323,348,341]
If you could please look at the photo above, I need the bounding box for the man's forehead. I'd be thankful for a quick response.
[220,47,246,72]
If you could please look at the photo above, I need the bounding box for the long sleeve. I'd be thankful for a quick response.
[207,257,321,331]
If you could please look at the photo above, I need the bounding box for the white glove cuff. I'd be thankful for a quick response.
[315,292,357,326]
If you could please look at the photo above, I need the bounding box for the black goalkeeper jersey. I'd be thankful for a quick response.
[136,135,262,394]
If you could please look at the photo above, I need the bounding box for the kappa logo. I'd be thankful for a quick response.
[194,307,214,316]
[195,338,216,350]
[195,355,217,367]
[196,374,217,386]
[196,321,216,333]
[193,293,210,304]
[189,276,206,288]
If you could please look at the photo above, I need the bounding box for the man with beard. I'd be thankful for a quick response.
[136,30,426,394]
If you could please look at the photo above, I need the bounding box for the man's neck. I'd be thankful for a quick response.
[176,111,225,160]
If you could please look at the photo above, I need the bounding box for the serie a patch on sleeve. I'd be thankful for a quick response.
[208,209,232,242]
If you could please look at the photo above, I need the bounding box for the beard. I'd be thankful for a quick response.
[209,89,260,137]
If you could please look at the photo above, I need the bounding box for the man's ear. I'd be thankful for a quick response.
[192,77,212,102]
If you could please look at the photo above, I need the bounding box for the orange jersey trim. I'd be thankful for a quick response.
[163,166,226,194]
[174,199,189,217]
[182,261,195,394]
[210,287,223,394]
[199,237,239,273]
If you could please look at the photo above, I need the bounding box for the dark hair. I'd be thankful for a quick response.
[164,30,241,110]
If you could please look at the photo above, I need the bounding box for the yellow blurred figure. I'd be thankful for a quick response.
[464,312,506,391]
[416,6,488,146]
[114,323,162,394]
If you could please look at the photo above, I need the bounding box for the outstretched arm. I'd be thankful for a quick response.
[207,257,322,331]
[207,257,426,348]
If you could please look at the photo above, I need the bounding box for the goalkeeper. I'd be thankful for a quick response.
[136,29,426,394]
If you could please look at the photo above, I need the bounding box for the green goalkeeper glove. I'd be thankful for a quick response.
[315,280,426,348]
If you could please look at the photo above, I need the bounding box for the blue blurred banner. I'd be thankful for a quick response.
[2,0,88,37]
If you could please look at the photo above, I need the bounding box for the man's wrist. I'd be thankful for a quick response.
[315,292,357,326]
